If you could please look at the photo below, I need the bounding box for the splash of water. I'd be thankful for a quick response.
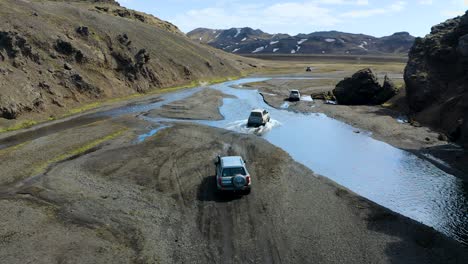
[225,119,282,136]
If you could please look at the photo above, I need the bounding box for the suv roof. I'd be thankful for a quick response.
[221,156,244,168]
[251,109,264,113]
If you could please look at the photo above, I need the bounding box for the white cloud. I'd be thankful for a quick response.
[356,0,369,5]
[341,8,385,17]
[312,0,369,4]
[418,0,433,5]
[441,9,466,17]
[440,0,467,17]
[173,1,341,34]
[341,1,406,18]
[389,1,407,11]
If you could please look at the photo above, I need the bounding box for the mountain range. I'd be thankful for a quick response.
[187,27,415,55]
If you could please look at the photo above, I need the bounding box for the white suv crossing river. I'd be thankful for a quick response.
[247,109,270,127]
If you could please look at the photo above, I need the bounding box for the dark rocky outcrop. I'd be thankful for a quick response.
[92,3,181,35]
[55,39,86,63]
[333,68,398,105]
[70,73,101,97]
[55,39,75,55]
[376,76,399,104]
[0,31,41,63]
[111,36,161,92]
[117,33,131,46]
[51,0,120,5]
[76,26,90,37]
[0,103,20,119]
[404,11,468,146]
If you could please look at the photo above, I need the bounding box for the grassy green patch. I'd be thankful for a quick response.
[309,62,406,74]
[0,141,30,157]
[33,128,128,175]
[0,120,38,133]
[65,102,103,117]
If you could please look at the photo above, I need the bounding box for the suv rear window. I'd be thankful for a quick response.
[222,167,246,177]
[291,91,299,95]
[250,112,262,117]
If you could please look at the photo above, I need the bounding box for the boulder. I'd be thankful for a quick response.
[76,26,90,37]
[0,103,19,119]
[333,68,397,105]
[55,39,75,55]
[117,33,131,46]
[64,63,72,70]
[375,75,399,104]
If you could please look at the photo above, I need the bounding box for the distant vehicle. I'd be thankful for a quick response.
[306,66,312,72]
[247,109,270,127]
[215,156,251,194]
[289,90,301,101]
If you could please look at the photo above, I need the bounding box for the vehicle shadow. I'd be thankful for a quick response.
[284,98,299,102]
[197,176,243,203]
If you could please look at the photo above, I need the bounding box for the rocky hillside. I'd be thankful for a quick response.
[188,27,415,55]
[404,11,468,147]
[0,0,257,124]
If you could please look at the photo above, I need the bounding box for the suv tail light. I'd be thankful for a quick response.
[218,176,223,186]
[246,175,251,185]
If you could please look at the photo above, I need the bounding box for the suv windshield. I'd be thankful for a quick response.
[291,91,299,94]
[250,112,262,117]
[222,167,246,177]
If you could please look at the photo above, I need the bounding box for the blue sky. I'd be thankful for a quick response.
[119,0,468,37]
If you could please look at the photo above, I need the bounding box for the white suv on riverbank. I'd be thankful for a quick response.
[215,156,251,194]
[247,109,270,127]
[289,90,301,101]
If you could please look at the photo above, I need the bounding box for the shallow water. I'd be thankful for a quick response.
[136,125,171,143]
[146,78,468,245]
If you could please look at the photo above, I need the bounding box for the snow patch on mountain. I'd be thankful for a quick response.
[252,46,265,53]
[358,41,368,50]
[234,28,242,38]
